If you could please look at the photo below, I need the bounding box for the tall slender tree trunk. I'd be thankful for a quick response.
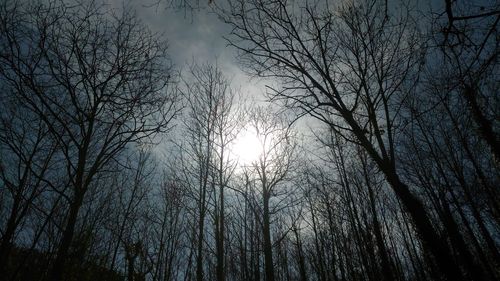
[365,179,394,281]
[309,199,327,281]
[215,188,225,281]
[263,192,274,281]
[196,206,206,281]
[216,153,226,281]
[293,226,308,281]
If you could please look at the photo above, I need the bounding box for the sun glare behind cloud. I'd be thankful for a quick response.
[232,127,262,166]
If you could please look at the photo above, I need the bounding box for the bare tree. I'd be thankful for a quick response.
[107,150,155,276]
[178,62,238,281]
[242,107,297,281]
[208,64,239,281]
[150,169,188,281]
[0,1,179,280]
[400,50,500,280]
[220,0,473,280]
[0,84,58,278]
[438,0,500,161]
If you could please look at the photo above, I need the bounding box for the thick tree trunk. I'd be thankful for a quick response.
[50,190,84,281]
[383,169,465,281]
[463,85,500,163]
[439,197,489,281]
[345,112,465,281]
[0,200,20,278]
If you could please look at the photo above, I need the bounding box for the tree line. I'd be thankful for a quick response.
[0,0,498,281]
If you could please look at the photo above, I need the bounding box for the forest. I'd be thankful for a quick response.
[0,0,498,280]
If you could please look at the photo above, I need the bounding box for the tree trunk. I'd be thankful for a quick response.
[366,179,394,281]
[384,169,465,281]
[216,155,226,281]
[196,210,205,281]
[263,192,274,281]
[293,226,308,281]
[463,85,500,163]
[216,191,225,281]
[345,113,466,281]
[0,199,21,278]
[50,190,85,281]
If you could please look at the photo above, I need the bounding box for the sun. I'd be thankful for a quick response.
[232,127,263,165]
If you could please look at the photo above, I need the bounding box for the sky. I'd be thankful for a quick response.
[112,0,326,151]
[113,0,269,102]
[102,0,498,149]
[37,0,496,110]
[104,0,289,157]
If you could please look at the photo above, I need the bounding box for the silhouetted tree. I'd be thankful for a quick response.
[177,62,238,281]
[439,0,500,162]
[220,1,475,279]
[0,1,179,280]
[241,107,297,281]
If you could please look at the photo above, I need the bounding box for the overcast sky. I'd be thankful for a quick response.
[103,0,496,143]
[114,0,268,103]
